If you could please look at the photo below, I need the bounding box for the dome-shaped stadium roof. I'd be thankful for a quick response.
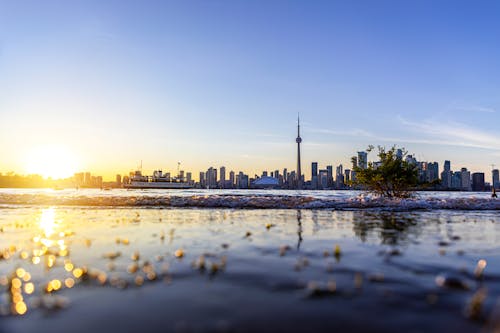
[252,176,279,186]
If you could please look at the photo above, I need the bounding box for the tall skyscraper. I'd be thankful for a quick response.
[428,162,439,182]
[296,115,302,189]
[441,160,452,189]
[357,152,368,169]
[311,162,318,181]
[326,165,333,187]
[444,160,451,172]
[461,168,471,191]
[492,169,499,189]
[311,162,318,190]
[220,166,226,188]
[472,173,485,191]
[229,171,235,187]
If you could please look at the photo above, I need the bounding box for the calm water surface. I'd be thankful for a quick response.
[0,189,499,332]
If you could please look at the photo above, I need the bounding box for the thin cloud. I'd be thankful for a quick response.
[447,102,496,114]
[398,116,500,150]
[306,127,373,137]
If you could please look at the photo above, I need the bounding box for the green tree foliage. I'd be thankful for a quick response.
[351,146,418,198]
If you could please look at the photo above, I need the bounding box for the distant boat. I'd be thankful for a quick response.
[124,170,193,189]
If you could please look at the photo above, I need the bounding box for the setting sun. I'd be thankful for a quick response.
[23,146,79,179]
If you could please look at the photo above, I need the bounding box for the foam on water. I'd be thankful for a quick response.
[0,189,498,210]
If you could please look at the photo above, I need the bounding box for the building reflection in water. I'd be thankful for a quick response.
[296,210,303,250]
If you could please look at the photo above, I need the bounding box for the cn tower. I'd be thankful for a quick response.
[296,114,302,190]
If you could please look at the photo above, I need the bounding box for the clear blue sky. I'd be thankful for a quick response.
[1,0,500,180]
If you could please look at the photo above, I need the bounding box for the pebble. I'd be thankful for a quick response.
[435,274,470,290]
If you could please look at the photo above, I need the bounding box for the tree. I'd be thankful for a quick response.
[351,145,418,198]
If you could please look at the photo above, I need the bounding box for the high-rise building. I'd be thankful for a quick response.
[206,167,217,188]
[357,152,368,169]
[115,174,122,185]
[311,162,318,181]
[428,162,439,182]
[405,155,417,165]
[96,176,103,188]
[318,169,329,189]
[311,162,318,190]
[451,171,461,189]
[199,172,205,188]
[472,173,485,191]
[444,160,451,172]
[229,171,235,187]
[220,167,226,187]
[296,115,303,189]
[441,160,452,188]
[326,165,333,188]
[396,149,403,160]
[336,164,344,189]
[186,172,192,184]
[345,169,351,184]
[237,172,249,189]
[461,168,471,191]
[84,172,91,186]
[492,169,499,189]
[351,157,358,170]
[74,173,84,187]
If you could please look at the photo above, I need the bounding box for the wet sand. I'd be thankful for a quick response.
[0,207,499,332]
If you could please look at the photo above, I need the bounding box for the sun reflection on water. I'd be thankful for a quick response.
[39,207,56,238]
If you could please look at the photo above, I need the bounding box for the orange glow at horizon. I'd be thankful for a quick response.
[23,145,79,179]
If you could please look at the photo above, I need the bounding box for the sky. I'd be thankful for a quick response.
[1,0,500,181]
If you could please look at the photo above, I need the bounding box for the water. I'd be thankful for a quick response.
[0,189,499,332]
[0,188,499,210]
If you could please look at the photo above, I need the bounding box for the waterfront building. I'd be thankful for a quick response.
[220,167,226,187]
[115,174,122,186]
[229,171,235,188]
[405,155,417,165]
[441,160,452,189]
[325,165,333,187]
[74,173,84,187]
[84,172,91,186]
[428,162,439,182]
[336,164,344,189]
[345,169,351,186]
[492,169,499,189]
[396,149,403,160]
[318,169,329,189]
[472,173,485,191]
[206,167,217,188]
[357,151,368,169]
[199,172,205,188]
[237,172,249,189]
[311,162,318,190]
[451,171,462,189]
[461,168,471,191]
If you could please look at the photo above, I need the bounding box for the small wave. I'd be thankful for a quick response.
[0,193,499,210]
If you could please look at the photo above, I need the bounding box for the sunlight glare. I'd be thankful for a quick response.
[24,145,79,179]
[39,208,56,238]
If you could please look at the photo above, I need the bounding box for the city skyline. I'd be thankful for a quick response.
[1,1,500,179]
